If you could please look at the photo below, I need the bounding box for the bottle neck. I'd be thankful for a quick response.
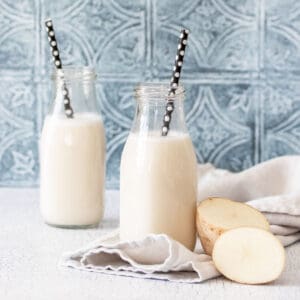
[132,84,187,135]
[50,67,98,116]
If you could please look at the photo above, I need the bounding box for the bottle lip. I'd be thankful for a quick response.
[135,82,185,102]
[51,66,97,81]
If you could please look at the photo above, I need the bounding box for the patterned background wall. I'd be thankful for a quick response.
[1,0,300,188]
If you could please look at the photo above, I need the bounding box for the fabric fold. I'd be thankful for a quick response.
[62,231,220,283]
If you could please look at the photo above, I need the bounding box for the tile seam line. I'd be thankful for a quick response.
[258,0,266,163]
[35,0,43,134]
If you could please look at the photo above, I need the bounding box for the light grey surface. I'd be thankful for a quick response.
[0,188,300,300]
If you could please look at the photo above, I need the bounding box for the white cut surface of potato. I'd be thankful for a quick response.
[196,197,270,255]
[212,227,285,284]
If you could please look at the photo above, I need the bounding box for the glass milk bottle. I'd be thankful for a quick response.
[40,67,105,228]
[120,83,197,250]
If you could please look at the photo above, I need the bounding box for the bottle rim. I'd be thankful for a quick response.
[135,82,185,102]
[51,66,97,81]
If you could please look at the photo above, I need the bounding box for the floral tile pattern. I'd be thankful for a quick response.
[262,80,300,160]
[0,0,300,188]
[265,0,300,73]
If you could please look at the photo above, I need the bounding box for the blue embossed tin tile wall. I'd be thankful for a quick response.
[1,0,300,188]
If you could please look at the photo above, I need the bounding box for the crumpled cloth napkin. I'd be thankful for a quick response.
[198,155,300,246]
[62,156,300,283]
[62,231,219,283]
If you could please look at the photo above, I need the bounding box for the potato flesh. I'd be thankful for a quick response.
[212,227,285,284]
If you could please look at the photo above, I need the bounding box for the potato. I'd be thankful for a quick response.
[196,197,270,255]
[212,227,285,284]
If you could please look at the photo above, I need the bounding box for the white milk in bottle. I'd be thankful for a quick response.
[40,67,105,228]
[120,84,197,250]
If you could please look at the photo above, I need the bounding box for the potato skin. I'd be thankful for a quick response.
[196,211,225,255]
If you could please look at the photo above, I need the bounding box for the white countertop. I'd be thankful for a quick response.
[0,188,300,300]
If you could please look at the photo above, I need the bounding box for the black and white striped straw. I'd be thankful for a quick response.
[161,29,189,136]
[45,18,74,118]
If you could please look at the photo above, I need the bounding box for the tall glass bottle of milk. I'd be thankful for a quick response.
[120,83,197,250]
[40,67,105,228]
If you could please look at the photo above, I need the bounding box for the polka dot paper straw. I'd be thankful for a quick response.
[162,29,189,136]
[45,18,74,118]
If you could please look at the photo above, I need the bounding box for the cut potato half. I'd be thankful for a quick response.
[196,197,270,255]
[212,227,285,284]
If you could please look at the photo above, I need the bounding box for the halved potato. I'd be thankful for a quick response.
[196,197,270,255]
